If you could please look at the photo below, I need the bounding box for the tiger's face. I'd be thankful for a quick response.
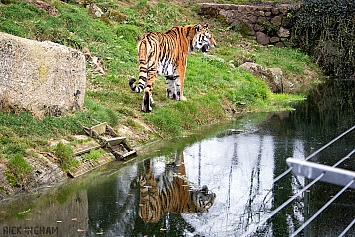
[191,185,216,214]
[192,24,216,54]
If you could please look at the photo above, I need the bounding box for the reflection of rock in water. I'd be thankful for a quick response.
[138,151,216,223]
[84,164,139,236]
[1,190,88,237]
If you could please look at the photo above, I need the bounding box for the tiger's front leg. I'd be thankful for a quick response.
[165,74,187,101]
[177,64,187,101]
[165,75,180,100]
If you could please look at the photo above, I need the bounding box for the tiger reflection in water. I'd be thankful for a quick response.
[138,151,216,223]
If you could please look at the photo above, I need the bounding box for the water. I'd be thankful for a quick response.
[1,79,355,237]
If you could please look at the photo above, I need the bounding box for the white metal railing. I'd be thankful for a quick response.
[287,157,355,236]
[241,125,355,237]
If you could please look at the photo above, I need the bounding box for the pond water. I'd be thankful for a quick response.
[1,79,355,237]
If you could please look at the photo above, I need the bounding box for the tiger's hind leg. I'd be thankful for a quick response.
[142,72,157,113]
[142,87,153,113]
[142,91,151,112]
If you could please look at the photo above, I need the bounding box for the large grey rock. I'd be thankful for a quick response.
[239,62,284,93]
[277,26,290,38]
[255,31,269,45]
[0,32,86,117]
[239,62,305,94]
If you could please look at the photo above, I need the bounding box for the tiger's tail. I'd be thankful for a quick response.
[130,37,155,112]
[130,76,152,112]
[129,77,145,93]
[129,38,149,93]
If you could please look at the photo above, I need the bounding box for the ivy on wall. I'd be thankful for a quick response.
[291,0,355,78]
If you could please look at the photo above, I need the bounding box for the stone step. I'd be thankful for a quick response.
[104,137,126,147]
[68,153,114,178]
[72,139,101,156]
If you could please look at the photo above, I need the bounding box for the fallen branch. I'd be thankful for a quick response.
[82,48,106,75]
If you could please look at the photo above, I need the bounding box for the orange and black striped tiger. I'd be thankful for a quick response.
[138,152,216,223]
[129,24,216,112]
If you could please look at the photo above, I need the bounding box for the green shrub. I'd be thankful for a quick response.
[82,149,105,161]
[5,154,32,188]
[292,0,355,78]
[54,142,79,172]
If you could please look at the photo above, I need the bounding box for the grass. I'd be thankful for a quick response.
[5,154,33,189]
[253,46,315,75]
[82,149,106,162]
[53,142,79,172]
[0,0,320,189]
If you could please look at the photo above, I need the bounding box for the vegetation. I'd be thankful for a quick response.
[82,149,106,162]
[0,0,320,190]
[5,153,33,189]
[53,142,79,172]
[292,0,355,78]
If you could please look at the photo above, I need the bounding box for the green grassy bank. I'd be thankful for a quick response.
[0,0,320,193]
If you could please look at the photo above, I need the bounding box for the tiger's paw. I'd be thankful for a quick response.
[142,107,152,113]
[141,103,152,113]
[180,95,187,101]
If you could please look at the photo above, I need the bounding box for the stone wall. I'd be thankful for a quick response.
[0,32,86,117]
[200,3,300,47]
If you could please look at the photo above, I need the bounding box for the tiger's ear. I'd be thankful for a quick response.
[196,24,202,32]
[203,23,209,29]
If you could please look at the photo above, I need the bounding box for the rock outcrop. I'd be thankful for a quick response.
[0,32,86,117]
[239,62,297,93]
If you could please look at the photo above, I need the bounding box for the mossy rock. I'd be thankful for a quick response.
[200,7,219,18]
[239,24,252,37]
[216,14,228,26]
[108,9,128,22]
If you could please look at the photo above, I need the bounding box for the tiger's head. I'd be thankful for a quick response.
[192,24,216,54]
[190,185,216,214]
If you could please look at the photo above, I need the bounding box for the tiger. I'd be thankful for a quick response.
[129,24,216,112]
[138,151,216,223]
